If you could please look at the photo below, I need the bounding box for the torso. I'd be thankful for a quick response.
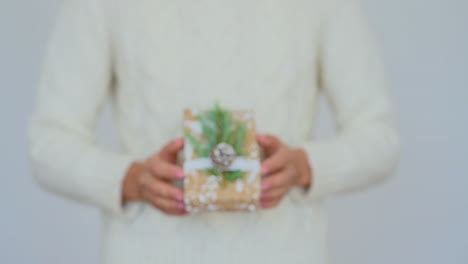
[101,1,331,263]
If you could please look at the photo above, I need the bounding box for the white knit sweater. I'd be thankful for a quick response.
[29,0,399,263]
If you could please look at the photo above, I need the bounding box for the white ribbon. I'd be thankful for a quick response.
[184,157,260,173]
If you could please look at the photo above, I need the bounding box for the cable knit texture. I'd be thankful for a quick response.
[29,0,399,263]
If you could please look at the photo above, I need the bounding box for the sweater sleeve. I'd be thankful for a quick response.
[28,0,139,218]
[290,0,400,202]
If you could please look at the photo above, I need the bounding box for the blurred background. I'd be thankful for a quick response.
[0,0,467,263]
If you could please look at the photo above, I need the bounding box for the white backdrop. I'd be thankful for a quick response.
[1,0,467,263]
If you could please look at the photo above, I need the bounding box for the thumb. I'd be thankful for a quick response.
[160,137,185,161]
[256,134,281,155]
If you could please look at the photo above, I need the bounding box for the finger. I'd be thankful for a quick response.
[149,159,184,180]
[139,173,184,202]
[261,187,287,202]
[142,190,187,215]
[261,199,281,209]
[260,148,288,175]
[261,169,290,191]
[256,134,281,156]
[160,137,185,161]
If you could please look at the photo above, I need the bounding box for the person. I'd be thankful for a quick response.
[29,0,399,263]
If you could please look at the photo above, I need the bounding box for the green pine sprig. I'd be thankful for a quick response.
[184,130,209,157]
[186,103,248,183]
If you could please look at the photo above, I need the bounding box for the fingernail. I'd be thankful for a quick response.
[261,166,268,175]
[177,203,184,209]
[261,183,269,191]
[176,171,185,179]
[176,194,184,201]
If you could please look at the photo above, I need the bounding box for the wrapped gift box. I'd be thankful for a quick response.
[183,104,261,212]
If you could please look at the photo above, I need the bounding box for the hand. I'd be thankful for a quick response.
[122,137,188,216]
[257,134,312,209]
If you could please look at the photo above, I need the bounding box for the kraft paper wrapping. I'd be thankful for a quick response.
[183,108,261,213]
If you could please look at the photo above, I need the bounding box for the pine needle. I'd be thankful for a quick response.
[184,131,208,157]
